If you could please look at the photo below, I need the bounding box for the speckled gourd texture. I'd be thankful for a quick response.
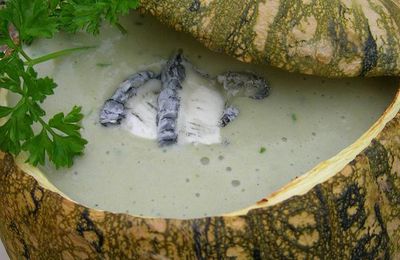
[1,0,400,259]
[0,112,399,259]
[140,0,400,78]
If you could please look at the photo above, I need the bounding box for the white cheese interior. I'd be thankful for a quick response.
[11,12,398,219]
[123,79,161,139]
[177,65,225,145]
[122,63,225,145]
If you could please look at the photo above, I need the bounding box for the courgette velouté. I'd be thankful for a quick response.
[1,0,400,259]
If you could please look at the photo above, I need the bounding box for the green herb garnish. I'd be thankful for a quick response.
[0,0,139,169]
[96,62,112,68]
[291,113,297,122]
[259,147,266,154]
[56,0,140,35]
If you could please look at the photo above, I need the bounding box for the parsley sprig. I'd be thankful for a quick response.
[56,0,140,34]
[0,0,139,169]
[0,53,88,168]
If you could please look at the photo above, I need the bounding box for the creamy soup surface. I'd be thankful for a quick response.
[16,12,398,218]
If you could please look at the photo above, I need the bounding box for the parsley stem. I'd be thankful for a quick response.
[7,40,32,62]
[25,46,96,67]
[19,48,32,62]
[26,98,57,136]
[37,116,57,137]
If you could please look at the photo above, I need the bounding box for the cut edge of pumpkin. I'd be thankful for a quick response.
[1,84,399,219]
[0,89,73,202]
[227,84,400,216]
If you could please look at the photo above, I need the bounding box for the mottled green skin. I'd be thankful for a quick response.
[1,1,400,258]
[0,111,399,259]
[139,0,400,78]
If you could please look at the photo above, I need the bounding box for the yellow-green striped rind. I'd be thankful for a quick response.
[139,0,400,78]
[1,1,400,258]
[0,111,399,259]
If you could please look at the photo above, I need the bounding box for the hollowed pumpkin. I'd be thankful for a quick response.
[1,0,400,259]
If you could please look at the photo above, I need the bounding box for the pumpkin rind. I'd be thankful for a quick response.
[139,0,400,78]
[0,112,399,259]
[1,1,400,259]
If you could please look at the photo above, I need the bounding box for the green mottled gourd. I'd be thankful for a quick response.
[0,0,400,259]
[142,0,400,78]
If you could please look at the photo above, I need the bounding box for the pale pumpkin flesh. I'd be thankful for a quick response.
[1,0,400,259]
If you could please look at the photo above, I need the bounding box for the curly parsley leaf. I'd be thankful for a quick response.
[49,132,87,168]
[0,106,12,117]
[0,54,25,94]
[0,101,34,155]
[0,0,59,43]
[0,17,13,47]
[22,129,51,167]
[0,0,141,169]
[24,107,87,168]
[0,54,87,168]
[57,0,139,34]
[24,68,57,102]
[49,106,84,137]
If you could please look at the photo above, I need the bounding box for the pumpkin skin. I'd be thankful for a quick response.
[139,0,400,78]
[1,0,400,259]
[0,110,399,259]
